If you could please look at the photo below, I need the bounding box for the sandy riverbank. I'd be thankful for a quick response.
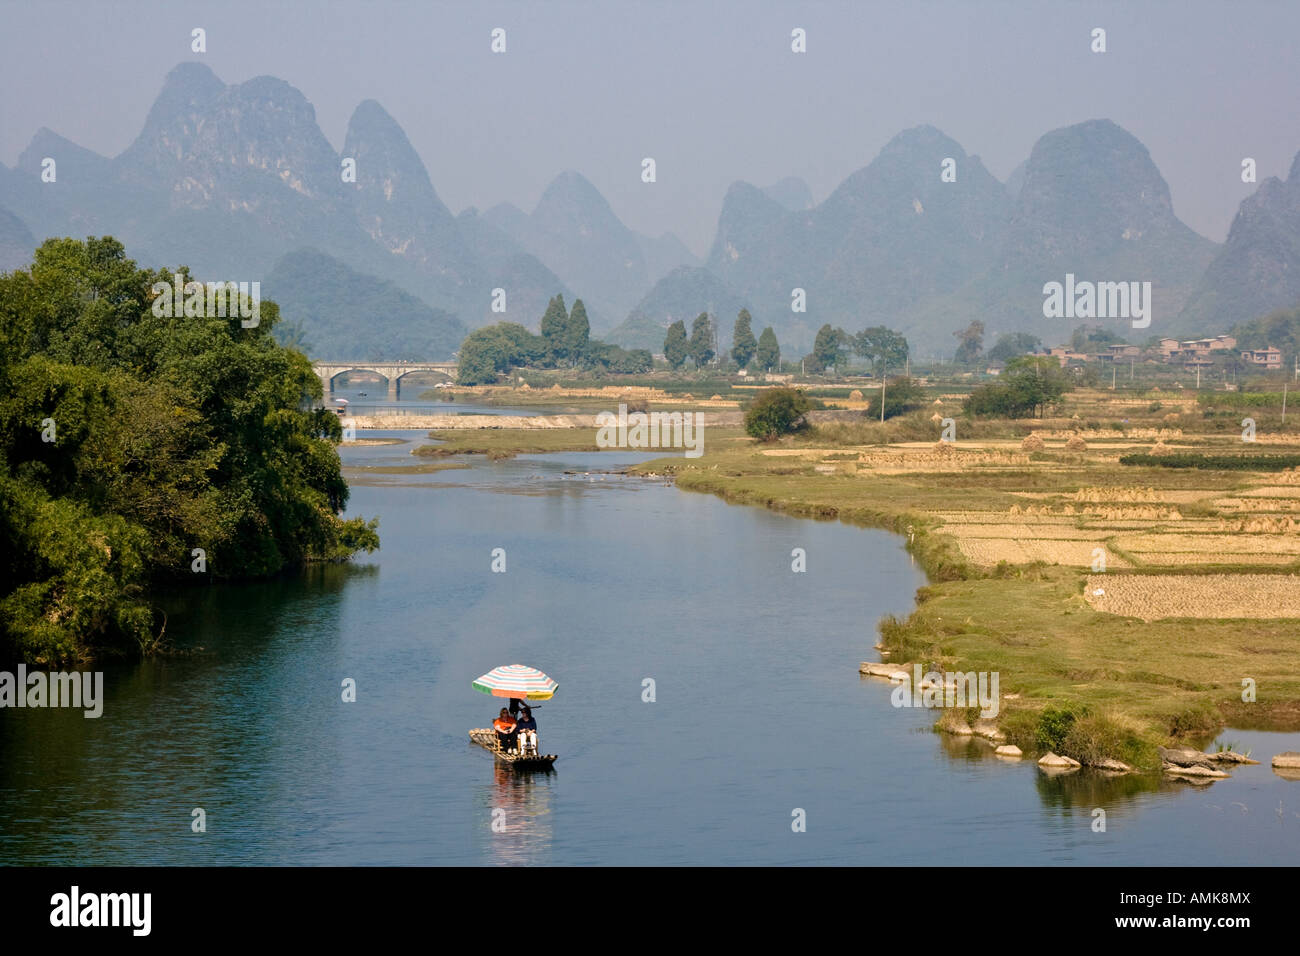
[349,411,747,429]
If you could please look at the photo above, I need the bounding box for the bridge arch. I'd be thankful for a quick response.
[312,361,459,401]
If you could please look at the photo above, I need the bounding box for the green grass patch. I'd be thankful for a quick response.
[1119,453,1300,470]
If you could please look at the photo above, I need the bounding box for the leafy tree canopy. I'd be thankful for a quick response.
[0,237,378,664]
[964,355,1071,418]
[755,326,780,372]
[744,387,812,440]
[987,332,1042,364]
[731,309,757,369]
[954,320,985,365]
[664,319,689,370]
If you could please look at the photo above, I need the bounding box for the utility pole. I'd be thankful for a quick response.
[1111,365,1116,390]
[1283,380,1288,424]
[1195,363,1201,389]
[880,360,887,424]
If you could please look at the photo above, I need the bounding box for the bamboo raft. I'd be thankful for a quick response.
[469,729,557,769]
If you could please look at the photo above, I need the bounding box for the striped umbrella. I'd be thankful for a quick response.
[472,664,558,701]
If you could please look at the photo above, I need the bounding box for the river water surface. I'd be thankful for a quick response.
[1,424,1298,865]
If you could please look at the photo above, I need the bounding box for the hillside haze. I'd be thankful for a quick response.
[6,62,1300,360]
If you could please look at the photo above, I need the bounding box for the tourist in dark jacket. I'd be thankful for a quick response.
[515,706,538,755]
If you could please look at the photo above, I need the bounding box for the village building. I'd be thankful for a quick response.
[1240,346,1282,369]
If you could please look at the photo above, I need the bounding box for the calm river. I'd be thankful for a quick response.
[1,421,1298,865]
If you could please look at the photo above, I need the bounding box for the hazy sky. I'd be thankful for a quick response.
[3,0,1298,256]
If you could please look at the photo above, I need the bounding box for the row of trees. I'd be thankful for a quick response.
[0,237,379,664]
[458,295,653,384]
[663,309,782,372]
[661,313,911,377]
[806,323,910,376]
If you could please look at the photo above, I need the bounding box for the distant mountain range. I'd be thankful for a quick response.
[483,170,697,328]
[2,62,1299,360]
[262,248,465,360]
[1178,150,1300,332]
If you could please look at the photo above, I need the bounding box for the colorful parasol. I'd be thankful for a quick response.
[472,664,558,701]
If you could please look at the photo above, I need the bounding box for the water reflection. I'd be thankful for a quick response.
[476,762,555,867]
[4,426,1298,864]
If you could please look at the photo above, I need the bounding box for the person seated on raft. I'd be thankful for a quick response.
[514,706,538,756]
[493,708,518,753]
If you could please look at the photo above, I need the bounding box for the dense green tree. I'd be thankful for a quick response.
[964,355,1070,418]
[731,309,757,369]
[565,298,591,363]
[953,320,985,365]
[743,387,812,440]
[755,326,780,372]
[689,313,715,368]
[663,319,688,370]
[812,324,845,372]
[539,294,569,365]
[0,237,379,664]
[455,322,542,384]
[853,325,909,376]
[987,332,1042,363]
[588,342,653,374]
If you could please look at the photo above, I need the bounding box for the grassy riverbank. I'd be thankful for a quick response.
[412,428,607,460]
[629,401,1300,770]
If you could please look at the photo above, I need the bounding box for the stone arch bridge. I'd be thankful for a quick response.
[311,361,457,400]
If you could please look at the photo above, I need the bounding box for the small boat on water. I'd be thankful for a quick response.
[468,728,557,769]
[470,664,559,771]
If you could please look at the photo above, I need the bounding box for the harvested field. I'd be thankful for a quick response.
[942,522,1112,540]
[1072,487,1218,504]
[1113,533,1300,556]
[933,511,1080,525]
[1128,552,1298,567]
[1212,498,1300,512]
[1085,573,1300,620]
[1235,487,1300,498]
[1078,519,1191,530]
[956,538,1128,567]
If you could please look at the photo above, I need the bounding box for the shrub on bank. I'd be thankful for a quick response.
[743,387,812,440]
[1035,705,1085,753]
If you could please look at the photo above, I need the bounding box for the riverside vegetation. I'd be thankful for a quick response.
[0,238,379,665]
[626,385,1300,771]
